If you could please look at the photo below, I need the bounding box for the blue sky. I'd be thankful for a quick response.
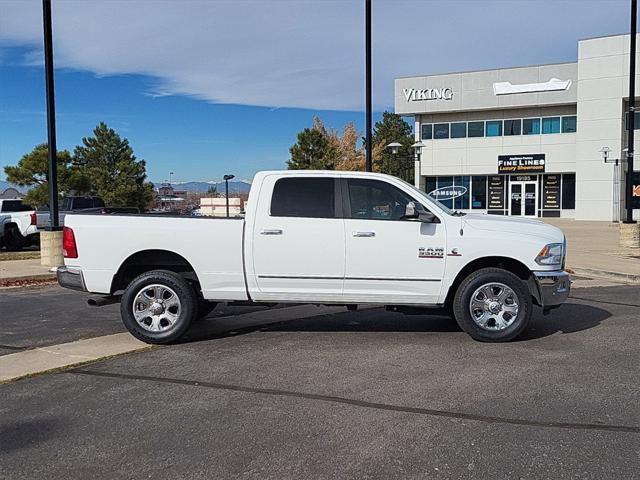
[0,0,633,183]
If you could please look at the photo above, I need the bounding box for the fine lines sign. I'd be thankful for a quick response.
[498,154,546,174]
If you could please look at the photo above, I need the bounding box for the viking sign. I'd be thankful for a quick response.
[429,185,467,201]
[403,87,453,102]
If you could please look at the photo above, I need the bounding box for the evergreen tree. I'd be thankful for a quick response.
[3,144,90,207]
[371,111,414,181]
[73,122,154,211]
[287,117,337,170]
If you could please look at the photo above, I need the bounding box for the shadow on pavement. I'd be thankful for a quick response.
[0,417,62,454]
[182,301,611,344]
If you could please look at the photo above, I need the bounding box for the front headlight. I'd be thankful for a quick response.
[535,243,564,266]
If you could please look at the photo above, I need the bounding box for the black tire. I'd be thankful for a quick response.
[4,226,24,251]
[120,269,197,344]
[196,300,218,320]
[453,267,532,342]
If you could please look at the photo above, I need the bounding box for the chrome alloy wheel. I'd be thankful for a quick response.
[468,282,519,331]
[132,284,182,332]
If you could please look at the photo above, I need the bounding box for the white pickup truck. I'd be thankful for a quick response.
[59,171,570,344]
[0,199,38,251]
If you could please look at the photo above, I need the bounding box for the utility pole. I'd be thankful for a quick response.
[223,174,235,218]
[42,0,60,231]
[365,0,372,172]
[626,0,638,224]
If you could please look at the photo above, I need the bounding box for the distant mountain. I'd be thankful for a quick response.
[152,180,252,194]
[0,180,27,193]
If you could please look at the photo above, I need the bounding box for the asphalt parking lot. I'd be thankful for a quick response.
[1,283,639,479]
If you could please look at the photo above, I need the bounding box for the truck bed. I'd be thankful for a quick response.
[63,213,248,300]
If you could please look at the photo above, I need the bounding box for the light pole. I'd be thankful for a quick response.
[365,0,372,172]
[223,174,235,218]
[412,141,425,188]
[625,0,638,224]
[42,0,59,232]
[169,171,174,186]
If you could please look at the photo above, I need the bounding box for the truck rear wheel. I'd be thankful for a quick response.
[120,269,197,344]
[453,267,532,342]
[4,225,25,251]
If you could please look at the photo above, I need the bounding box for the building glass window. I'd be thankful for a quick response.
[471,176,487,209]
[624,111,640,130]
[522,118,541,135]
[436,176,454,209]
[561,116,577,133]
[433,123,450,139]
[503,119,521,136]
[486,120,502,137]
[451,122,467,138]
[453,176,470,209]
[271,178,335,218]
[542,117,561,134]
[425,177,437,195]
[561,173,576,209]
[468,121,484,137]
[421,124,433,140]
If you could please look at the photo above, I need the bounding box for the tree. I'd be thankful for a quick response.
[287,116,338,170]
[3,144,90,207]
[372,111,414,181]
[335,122,365,171]
[206,184,217,196]
[73,122,154,211]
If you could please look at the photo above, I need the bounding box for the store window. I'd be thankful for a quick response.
[471,176,487,209]
[425,177,437,196]
[421,124,433,140]
[453,176,470,209]
[433,123,450,139]
[562,116,577,133]
[542,117,561,134]
[522,118,541,135]
[504,119,521,136]
[486,120,502,137]
[436,176,454,208]
[468,121,484,137]
[624,111,640,130]
[561,173,576,209]
[451,122,467,138]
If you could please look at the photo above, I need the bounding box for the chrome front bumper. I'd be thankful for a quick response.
[57,266,87,292]
[533,270,571,308]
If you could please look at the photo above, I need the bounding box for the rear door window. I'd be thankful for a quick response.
[270,177,336,218]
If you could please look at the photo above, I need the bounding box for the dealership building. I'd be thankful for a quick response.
[395,33,640,221]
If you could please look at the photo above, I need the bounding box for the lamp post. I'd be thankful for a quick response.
[169,171,174,186]
[601,146,639,245]
[625,0,638,224]
[412,141,425,189]
[365,0,372,172]
[223,174,235,218]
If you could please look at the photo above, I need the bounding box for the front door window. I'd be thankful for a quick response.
[509,181,537,217]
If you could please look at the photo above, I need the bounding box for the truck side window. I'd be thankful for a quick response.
[347,179,416,221]
[270,177,336,218]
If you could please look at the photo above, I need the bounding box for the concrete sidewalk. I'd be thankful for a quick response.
[544,219,640,283]
[0,258,56,286]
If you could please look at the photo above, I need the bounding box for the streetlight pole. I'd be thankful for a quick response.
[625,0,638,224]
[42,0,60,231]
[365,0,372,172]
[169,171,174,186]
[223,174,235,218]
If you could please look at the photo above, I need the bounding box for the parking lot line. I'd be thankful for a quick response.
[70,368,640,435]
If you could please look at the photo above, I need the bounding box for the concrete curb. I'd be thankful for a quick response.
[570,267,640,285]
[0,333,151,383]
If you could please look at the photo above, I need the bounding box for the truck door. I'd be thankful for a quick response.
[342,177,446,304]
[250,175,345,301]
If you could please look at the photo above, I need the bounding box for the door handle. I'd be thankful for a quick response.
[353,231,376,237]
[260,229,283,235]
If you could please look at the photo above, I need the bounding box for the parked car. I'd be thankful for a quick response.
[36,196,139,229]
[58,170,570,344]
[0,199,38,251]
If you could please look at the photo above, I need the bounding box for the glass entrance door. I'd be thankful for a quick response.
[509,181,537,216]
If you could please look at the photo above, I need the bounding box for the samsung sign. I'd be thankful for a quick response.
[403,87,453,102]
[429,185,467,200]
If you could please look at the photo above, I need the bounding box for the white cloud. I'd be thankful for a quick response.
[0,0,630,111]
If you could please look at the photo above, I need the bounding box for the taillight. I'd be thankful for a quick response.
[30,212,37,225]
[63,227,78,258]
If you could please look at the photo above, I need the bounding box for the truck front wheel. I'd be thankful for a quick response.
[120,270,197,344]
[453,267,532,342]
